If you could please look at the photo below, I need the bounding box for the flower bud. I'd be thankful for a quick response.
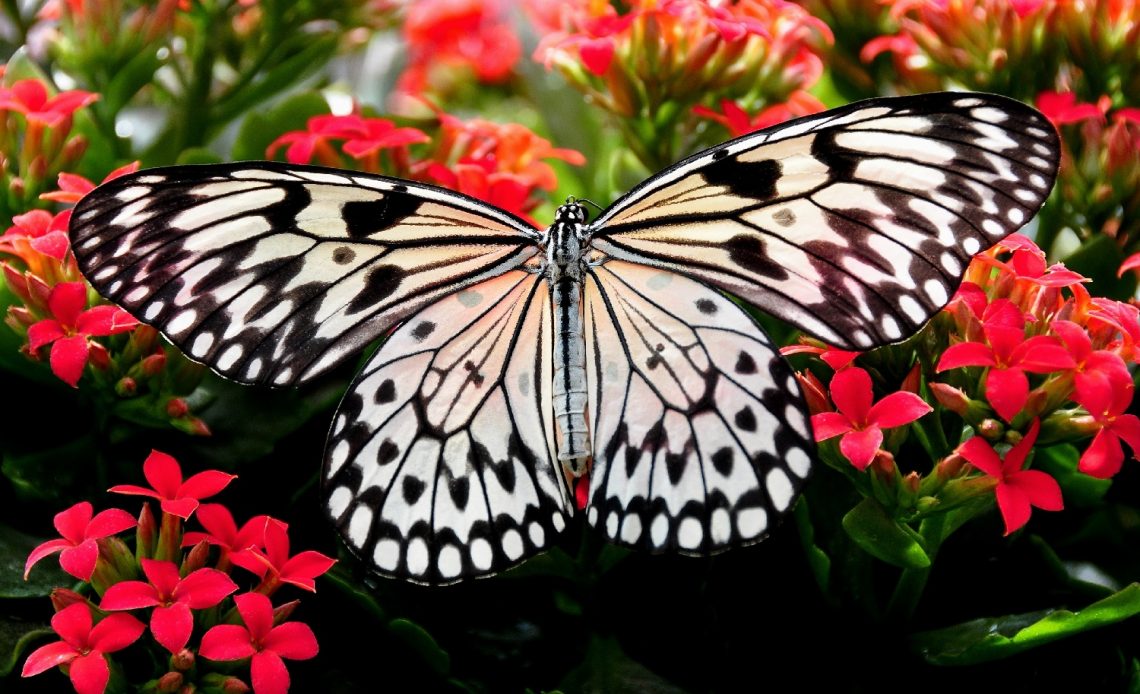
[116,376,138,397]
[930,382,969,416]
[794,370,831,415]
[272,599,300,625]
[900,362,922,393]
[181,540,210,574]
[977,418,1004,441]
[157,671,184,693]
[172,415,212,437]
[88,342,111,370]
[8,176,24,198]
[137,502,157,561]
[166,397,189,418]
[50,588,88,612]
[141,351,167,376]
[935,452,967,481]
[62,135,88,165]
[222,677,251,694]
[171,648,195,671]
[91,536,138,593]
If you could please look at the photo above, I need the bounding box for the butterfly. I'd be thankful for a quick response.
[68,92,1059,585]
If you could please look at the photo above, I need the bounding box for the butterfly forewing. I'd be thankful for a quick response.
[583,261,813,553]
[323,269,571,584]
[69,163,540,386]
[590,92,1060,350]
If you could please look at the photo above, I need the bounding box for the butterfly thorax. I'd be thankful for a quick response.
[545,201,591,477]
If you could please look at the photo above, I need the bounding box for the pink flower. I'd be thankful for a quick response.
[24,502,136,581]
[100,559,238,653]
[26,281,138,387]
[0,79,98,127]
[936,299,1075,422]
[956,419,1063,535]
[22,603,145,694]
[40,162,142,204]
[1073,373,1140,479]
[811,367,932,470]
[183,503,273,569]
[267,114,428,166]
[693,91,824,137]
[3,209,71,260]
[199,592,319,694]
[236,518,335,592]
[1036,91,1107,126]
[109,450,235,520]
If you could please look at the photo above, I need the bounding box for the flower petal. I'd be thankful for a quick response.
[52,502,93,543]
[49,335,91,387]
[279,551,337,591]
[263,622,319,660]
[187,503,239,547]
[957,436,1004,479]
[75,305,137,336]
[87,612,146,653]
[811,412,853,441]
[140,558,182,597]
[936,341,996,371]
[829,367,873,423]
[21,640,78,677]
[235,591,275,640]
[1078,429,1124,479]
[51,603,93,649]
[866,392,932,429]
[174,568,238,609]
[199,624,256,661]
[150,603,194,653]
[178,470,237,501]
[995,482,1032,535]
[160,497,200,520]
[106,484,161,500]
[26,319,65,351]
[99,580,161,611]
[84,508,136,540]
[251,649,291,694]
[142,450,184,498]
[984,367,1029,423]
[58,540,99,581]
[1008,470,1064,511]
[67,653,110,694]
[47,282,87,327]
[24,538,72,579]
[839,428,883,471]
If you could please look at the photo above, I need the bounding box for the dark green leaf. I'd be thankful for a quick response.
[1036,444,1112,507]
[842,497,930,569]
[912,582,1140,665]
[388,618,450,676]
[794,497,831,594]
[0,523,71,598]
[559,636,688,694]
[0,620,53,677]
[231,91,331,162]
[1063,233,1135,301]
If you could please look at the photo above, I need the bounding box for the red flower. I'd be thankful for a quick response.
[811,367,932,470]
[25,281,138,387]
[100,559,238,653]
[22,603,145,694]
[400,0,522,92]
[24,502,136,581]
[267,114,428,167]
[0,79,98,127]
[778,341,860,370]
[1036,91,1107,126]
[236,519,335,592]
[199,592,319,694]
[40,162,142,204]
[1073,373,1140,479]
[693,91,825,137]
[3,209,71,261]
[957,419,1063,535]
[109,450,235,520]
[936,299,1075,422]
[183,504,273,569]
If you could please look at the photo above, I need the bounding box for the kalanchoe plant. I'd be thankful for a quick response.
[21,451,335,694]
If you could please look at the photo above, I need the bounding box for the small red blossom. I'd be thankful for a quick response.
[936,299,1076,422]
[25,281,138,387]
[694,91,825,137]
[1072,373,1140,479]
[40,162,142,204]
[184,504,273,569]
[1036,91,1108,126]
[199,592,319,694]
[22,603,145,694]
[957,419,1063,535]
[109,450,236,520]
[779,342,860,370]
[400,0,522,93]
[24,502,136,581]
[811,367,932,470]
[3,209,71,261]
[267,114,428,167]
[100,559,238,653]
[0,79,98,127]
[237,519,335,592]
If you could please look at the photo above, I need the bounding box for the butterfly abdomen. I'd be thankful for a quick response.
[547,203,590,471]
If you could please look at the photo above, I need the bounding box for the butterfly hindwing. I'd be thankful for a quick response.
[68,163,540,386]
[323,269,572,584]
[583,260,814,553]
[589,92,1059,350]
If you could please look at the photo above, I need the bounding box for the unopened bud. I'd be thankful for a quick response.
[166,397,189,418]
[50,588,87,612]
[171,648,195,671]
[794,370,831,415]
[936,452,967,481]
[137,502,157,560]
[157,671,184,693]
[27,155,46,182]
[272,599,300,625]
[9,176,24,197]
[116,376,138,397]
[131,325,161,352]
[977,418,1003,441]
[181,540,210,574]
[62,135,88,164]
[171,415,212,437]
[88,342,111,370]
[222,677,251,694]
[141,351,167,376]
[929,382,970,416]
[900,362,922,393]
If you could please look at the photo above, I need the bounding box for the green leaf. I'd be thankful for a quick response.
[0,621,53,677]
[794,497,831,594]
[0,522,71,598]
[231,91,330,162]
[1035,444,1112,507]
[1,439,90,503]
[559,636,688,694]
[912,582,1140,665]
[388,618,450,676]
[1063,233,1135,301]
[842,497,930,569]
[175,147,224,165]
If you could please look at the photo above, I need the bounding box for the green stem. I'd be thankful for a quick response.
[885,513,947,622]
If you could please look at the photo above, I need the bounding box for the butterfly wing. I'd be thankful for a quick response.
[323,269,572,584]
[68,162,541,385]
[583,260,814,552]
[589,92,1060,349]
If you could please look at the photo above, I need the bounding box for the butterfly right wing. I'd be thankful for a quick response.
[322,269,572,584]
[69,162,541,386]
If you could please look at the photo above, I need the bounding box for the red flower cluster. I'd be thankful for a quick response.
[22,451,335,694]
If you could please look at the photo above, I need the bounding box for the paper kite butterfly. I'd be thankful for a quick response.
[68,92,1060,584]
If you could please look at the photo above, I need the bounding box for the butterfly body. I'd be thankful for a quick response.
[68,92,1060,584]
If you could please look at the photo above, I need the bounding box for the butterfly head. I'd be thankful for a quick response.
[554,198,590,226]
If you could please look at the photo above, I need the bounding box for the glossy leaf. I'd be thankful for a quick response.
[842,497,931,569]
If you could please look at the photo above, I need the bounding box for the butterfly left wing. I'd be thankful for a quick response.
[588,92,1060,350]
[583,260,814,553]
[323,269,572,584]
[69,163,541,386]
